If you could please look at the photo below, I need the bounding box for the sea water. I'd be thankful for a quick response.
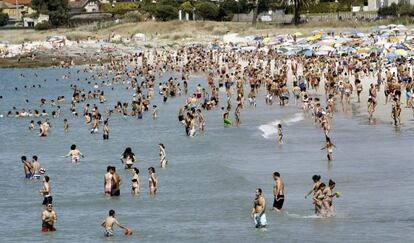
[0,67,413,242]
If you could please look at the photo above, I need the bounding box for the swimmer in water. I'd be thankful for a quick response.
[28,120,35,131]
[251,188,267,228]
[131,167,140,195]
[65,144,84,163]
[148,167,157,196]
[101,210,130,237]
[41,204,57,232]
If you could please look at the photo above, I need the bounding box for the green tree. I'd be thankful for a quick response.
[31,0,69,26]
[195,2,219,20]
[279,0,315,25]
[179,1,194,12]
[154,5,178,21]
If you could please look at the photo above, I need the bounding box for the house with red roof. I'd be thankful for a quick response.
[0,0,35,21]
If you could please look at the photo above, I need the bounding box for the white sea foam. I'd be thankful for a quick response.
[258,113,304,139]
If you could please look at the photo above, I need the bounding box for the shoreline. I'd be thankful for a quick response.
[0,56,111,68]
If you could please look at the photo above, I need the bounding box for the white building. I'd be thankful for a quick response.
[23,14,49,28]
[367,0,400,11]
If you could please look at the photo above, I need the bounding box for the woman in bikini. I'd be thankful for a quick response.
[148,167,157,196]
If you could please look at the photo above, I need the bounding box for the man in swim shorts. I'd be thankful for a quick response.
[101,209,130,237]
[41,204,57,232]
[251,188,267,228]
[40,176,53,206]
[21,156,33,179]
[272,172,285,212]
[32,155,42,179]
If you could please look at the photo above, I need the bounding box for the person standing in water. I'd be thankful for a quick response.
[322,179,337,217]
[40,176,52,206]
[251,188,267,228]
[277,124,283,144]
[235,104,241,126]
[121,147,135,169]
[131,167,140,195]
[65,144,84,163]
[321,136,336,161]
[197,109,205,131]
[21,156,33,179]
[272,172,285,212]
[104,166,113,196]
[305,175,322,214]
[29,120,35,130]
[159,143,168,168]
[63,119,69,133]
[32,155,42,179]
[101,209,131,237]
[111,166,121,197]
[103,120,109,140]
[148,167,157,196]
[41,204,57,232]
[313,183,326,216]
[152,105,158,120]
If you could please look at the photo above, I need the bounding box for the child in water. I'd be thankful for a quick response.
[277,124,283,144]
[65,144,84,163]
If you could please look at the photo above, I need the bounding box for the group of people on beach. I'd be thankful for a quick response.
[8,34,414,235]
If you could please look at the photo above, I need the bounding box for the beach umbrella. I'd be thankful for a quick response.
[395,49,408,56]
[304,50,313,57]
[357,47,370,54]
[386,52,397,59]
[278,47,289,53]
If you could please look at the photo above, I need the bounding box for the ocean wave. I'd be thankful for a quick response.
[258,113,304,139]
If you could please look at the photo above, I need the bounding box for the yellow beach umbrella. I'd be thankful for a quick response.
[395,49,407,56]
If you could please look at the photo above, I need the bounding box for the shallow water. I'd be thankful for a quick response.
[0,67,413,242]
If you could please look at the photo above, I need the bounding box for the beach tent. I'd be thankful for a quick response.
[132,33,147,42]
[223,33,247,44]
